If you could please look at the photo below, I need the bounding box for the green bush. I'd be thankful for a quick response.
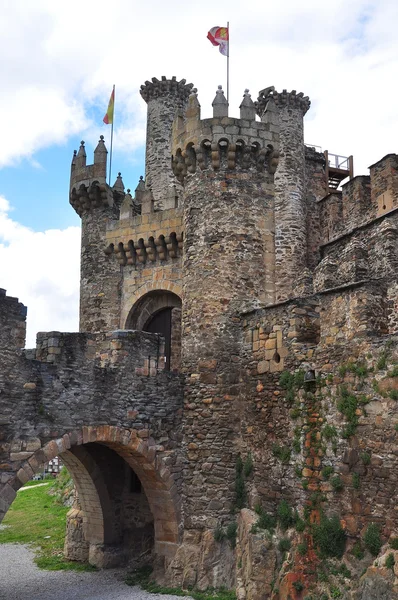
[330,476,344,492]
[385,553,395,570]
[390,537,398,550]
[278,538,291,553]
[322,465,334,480]
[388,366,398,377]
[214,525,226,542]
[296,518,305,533]
[352,473,360,489]
[252,507,277,533]
[389,390,398,401]
[323,424,338,441]
[226,522,237,548]
[364,523,382,556]
[297,542,307,556]
[313,514,346,558]
[277,500,295,531]
[272,444,291,464]
[292,581,303,592]
[377,352,388,370]
[243,453,253,477]
[361,451,371,465]
[351,540,364,560]
[234,455,246,509]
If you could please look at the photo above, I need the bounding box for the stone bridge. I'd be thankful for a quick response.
[0,289,183,572]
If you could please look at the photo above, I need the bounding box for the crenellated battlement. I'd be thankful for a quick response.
[256,87,311,118]
[140,76,194,105]
[171,88,279,180]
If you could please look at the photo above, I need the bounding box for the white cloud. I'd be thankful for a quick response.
[0,195,80,347]
[0,0,397,174]
[0,0,397,343]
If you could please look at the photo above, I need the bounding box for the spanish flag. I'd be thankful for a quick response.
[103,86,115,125]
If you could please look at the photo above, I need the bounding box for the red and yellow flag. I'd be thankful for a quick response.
[207,26,229,56]
[103,86,115,125]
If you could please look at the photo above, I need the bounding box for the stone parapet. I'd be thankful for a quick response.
[171,91,279,181]
[140,76,193,105]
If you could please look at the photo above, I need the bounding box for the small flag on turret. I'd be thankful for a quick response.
[103,86,115,125]
[207,26,229,56]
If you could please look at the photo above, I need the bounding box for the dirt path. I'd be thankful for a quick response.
[0,543,190,600]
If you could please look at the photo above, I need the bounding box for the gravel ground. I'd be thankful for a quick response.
[0,544,191,600]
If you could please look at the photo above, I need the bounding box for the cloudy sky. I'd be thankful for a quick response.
[0,0,397,346]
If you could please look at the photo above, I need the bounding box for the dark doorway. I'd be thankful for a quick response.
[144,308,172,370]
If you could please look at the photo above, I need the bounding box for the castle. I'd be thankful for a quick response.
[1,75,398,599]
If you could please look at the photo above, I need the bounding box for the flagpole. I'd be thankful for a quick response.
[108,85,115,186]
[227,21,230,106]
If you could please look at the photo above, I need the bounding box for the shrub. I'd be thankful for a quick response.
[214,525,226,542]
[243,453,253,477]
[330,587,342,599]
[278,538,291,553]
[339,563,351,578]
[294,465,303,478]
[279,371,294,389]
[277,500,295,531]
[235,455,246,509]
[390,537,398,550]
[323,424,338,441]
[361,451,371,465]
[377,352,388,370]
[226,522,237,548]
[296,518,305,533]
[322,465,334,480]
[385,553,395,570]
[292,581,303,592]
[389,390,398,401]
[352,473,360,489]
[338,386,356,415]
[351,541,365,560]
[313,514,346,558]
[272,444,291,464]
[292,439,301,453]
[388,365,398,377]
[364,523,382,556]
[253,507,277,532]
[297,542,307,556]
[331,476,344,492]
[290,406,301,420]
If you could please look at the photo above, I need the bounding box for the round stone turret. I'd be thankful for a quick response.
[256,87,312,301]
[140,76,194,211]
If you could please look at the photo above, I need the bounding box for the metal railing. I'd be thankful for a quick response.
[327,153,350,170]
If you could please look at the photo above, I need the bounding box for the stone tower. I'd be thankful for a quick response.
[171,86,280,525]
[70,137,124,332]
[5,69,398,600]
[140,76,193,211]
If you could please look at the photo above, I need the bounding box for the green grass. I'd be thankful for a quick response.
[0,482,95,572]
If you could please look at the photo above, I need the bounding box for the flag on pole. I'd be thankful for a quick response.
[103,87,115,124]
[207,26,229,56]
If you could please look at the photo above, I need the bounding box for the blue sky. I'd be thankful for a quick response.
[1,132,144,232]
[0,0,397,346]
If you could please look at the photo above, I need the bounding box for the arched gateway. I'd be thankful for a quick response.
[0,426,180,569]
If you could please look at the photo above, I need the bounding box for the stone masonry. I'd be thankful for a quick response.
[1,74,398,598]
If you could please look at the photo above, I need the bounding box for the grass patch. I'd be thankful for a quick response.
[0,481,95,572]
[126,566,236,600]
